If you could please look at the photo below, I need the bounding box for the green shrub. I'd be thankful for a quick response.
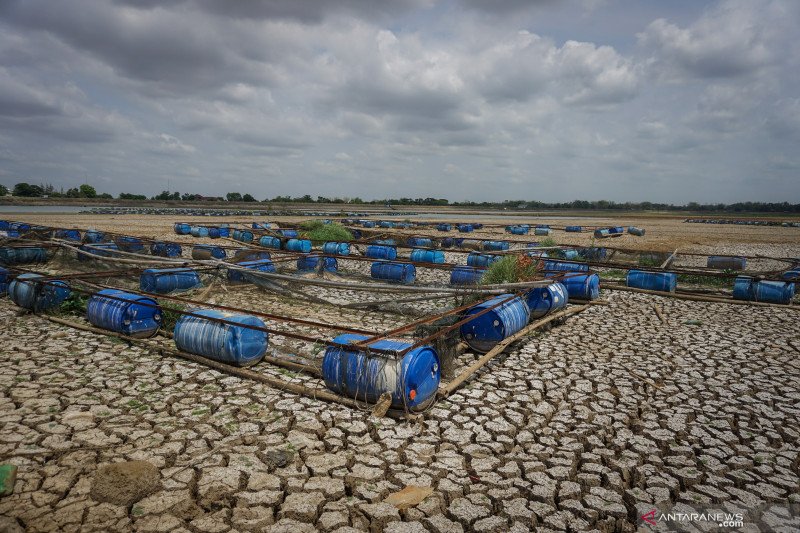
[539,237,557,247]
[59,293,88,315]
[160,301,186,332]
[481,255,540,285]
[302,222,354,243]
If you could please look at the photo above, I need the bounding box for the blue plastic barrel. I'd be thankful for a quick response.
[83,230,106,243]
[483,241,509,251]
[460,294,530,353]
[234,249,272,262]
[86,289,162,338]
[561,273,600,300]
[174,309,267,366]
[437,223,452,231]
[117,236,144,253]
[626,270,677,292]
[582,247,607,260]
[10,223,30,232]
[140,268,202,293]
[322,333,440,410]
[279,229,299,238]
[733,277,795,304]
[457,224,474,233]
[259,236,282,249]
[8,273,70,311]
[707,256,746,270]
[407,237,433,248]
[370,262,416,284]
[297,255,338,272]
[362,221,376,228]
[0,247,48,265]
[544,260,589,273]
[232,230,254,243]
[525,282,568,319]
[608,226,625,234]
[285,239,312,253]
[208,228,221,239]
[782,270,800,281]
[322,242,350,256]
[450,266,485,285]
[77,243,118,261]
[372,239,396,246]
[0,267,8,295]
[593,228,610,238]
[218,227,230,238]
[191,245,226,260]
[365,245,397,260]
[441,238,455,248]
[0,221,9,230]
[473,223,484,229]
[534,228,550,236]
[409,249,445,264]
[560,249,580,261]
[467,252,500,268]
[174,223,191,235]
[191,226,209,238]
[379,221,395,228]
[252,222,271,229]
[565,226,582,232]
[228,259,276,282]
[628,227,645,236]
[150,242,182,258]
[55,229,81,241]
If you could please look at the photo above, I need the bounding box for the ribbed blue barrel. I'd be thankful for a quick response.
[285,239,312,253]
[140,268,201,293]
[525,282,568,319]
[279,229,299,238]
[0,221,9,230]
[594,228,610,238]
[365,245,397,260]
[561,273,600,300]
[259,236,282,249]
[707,256,746,270]
[83,230,106,243]
[450,266,485,285]
[379,221,395,228]
[78,243,118,261]
[190,226,209,238]
[86,289,162,338]
[565,226,582,232]
[150,242,182,257]
[467,253,500,268]
[608,226,625,234]
[407,237,433,248]
[55,229,81,241]
[534,228,550,236]
[0,247,48,265]
[218,227,230,237]
[582,247,607,260]
[0,267,8,295]
[560,250,580,260]
[544,260,589,273]
[208,228,221,239]
[483,241,509,251]
[437,223,452,231]
[10,222,30,232]
[1,230,20,238]
[371,262,416,284]
[733,277,794,304]
[117,237,144,253]
[782,270,800,281]
[192,245,226,260]
[628,227,645,236]
[473,223,484,229]
[174,309,267,366]
[409,249,445,264]
[228,259,276,282]
[457,224,474,233]
[232,230,254,243]
[396,222,411,229]
[8,273,70,311]
[372,239,396,246]
[322,242,350,256]
[362,221,376,228]
[233,249,271,262]
[441,238,455,248]
[252,222,271,229]
[460,294,530,353]
[626,270,677,292]
[297,255,338,272]
[174,223,191,235]
[509,226,528,235]
[322,333,440,410]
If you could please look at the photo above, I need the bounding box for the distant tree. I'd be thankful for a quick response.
[154,190,174,200]
[242,193,257,202]
[79,184,97,198]
[119,193,147,200]
[97,193,113,199]
[171,191,180,200]
[226,192,243,202]
[13,182,44,197]
[65,188,81,198]
[0,184,8,196]
[181,193,201,201]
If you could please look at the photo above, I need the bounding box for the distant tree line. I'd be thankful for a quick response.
[2,182,799,212]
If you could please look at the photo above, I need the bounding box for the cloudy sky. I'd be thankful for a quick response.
[0,0,798,203]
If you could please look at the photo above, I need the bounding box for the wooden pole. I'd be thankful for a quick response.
[438,304,590,398]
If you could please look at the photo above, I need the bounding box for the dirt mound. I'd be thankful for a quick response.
[90,461,161,507]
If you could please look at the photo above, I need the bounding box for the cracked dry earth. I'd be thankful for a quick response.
[1,291,799,532]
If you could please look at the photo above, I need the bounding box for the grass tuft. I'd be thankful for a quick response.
[480,255,540,285]
[301,221,354,243]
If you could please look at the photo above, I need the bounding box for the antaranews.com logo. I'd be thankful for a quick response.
[641,508,744,529]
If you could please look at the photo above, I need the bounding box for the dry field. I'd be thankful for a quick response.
[1,212,798,532]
